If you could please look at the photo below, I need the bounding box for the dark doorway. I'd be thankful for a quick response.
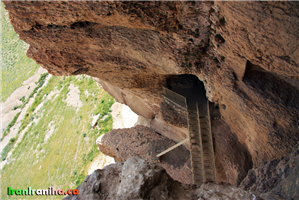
[166,74,208,114]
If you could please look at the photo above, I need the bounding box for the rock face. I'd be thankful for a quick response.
[98,121,252,185]
[151,94,253,185]
[211,114,253,185]
[4,1,211,119]
[97,125,192,185]
[4,0,299,186]
[207,1,299,168]
[239,142,299,200]
[64,156,258,200]
[64,156,196,200]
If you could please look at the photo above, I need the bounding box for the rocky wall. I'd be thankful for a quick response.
[3,1,299,183]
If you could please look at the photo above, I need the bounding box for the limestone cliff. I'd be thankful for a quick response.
[3,1,299,187]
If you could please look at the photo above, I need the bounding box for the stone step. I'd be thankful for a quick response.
[193,172,203,176]
[201,139,210,144]
[204,167,214,171]
[199,118,209,122]
[202,145,212,149]
[192,157,202,162]
[200,128,210,133]
[201,136,210,140]
[190,135,199,139]
[189,127,199,130]
[202,153,213,157]
[193,168,203,172]
[192,161,203,166]
[191,142,200,146]
[190,139,200,143]
[202,143,211,148]
[201,130,210,135]
[186,103,215,183]
[200,120,209,123]
[194,176,203,181]
[191,151,202,157]
[192,163,203,168]
[203,164,214,168]
[203,159,214,163]
[204,173,215,177]
[191,145,201,151]
[199,124,209,128]
[190,133,199,137]
[194,179,204,183]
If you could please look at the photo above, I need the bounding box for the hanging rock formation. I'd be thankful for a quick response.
[3,0,299,186]
[97,125,192,185]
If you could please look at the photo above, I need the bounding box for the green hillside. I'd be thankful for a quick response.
[1,75,115,199]
[0,2,115,199]
[1,2,39,102]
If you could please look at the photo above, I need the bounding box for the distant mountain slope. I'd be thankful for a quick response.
[1,3,116,197]
[0,2,39,102]
[0,74,115,199]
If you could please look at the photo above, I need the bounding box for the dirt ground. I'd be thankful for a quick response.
[1,67,47,134]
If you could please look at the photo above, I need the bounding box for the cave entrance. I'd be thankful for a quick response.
[157,74,216,185]
[166,74,208,113]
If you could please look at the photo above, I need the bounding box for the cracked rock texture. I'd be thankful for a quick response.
[63,156,258,200]
[4,0,299,186]
[239,142,299,200]
[207,1,299,167]
[97,125,192,185]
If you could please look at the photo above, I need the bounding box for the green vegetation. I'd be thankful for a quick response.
[0,2,40,102]
[1,75,115,199]
[30,72,49,98]
[1,112,21,139]
[1,72,49,140]
[1,137,17,161]
[1,3,116,199]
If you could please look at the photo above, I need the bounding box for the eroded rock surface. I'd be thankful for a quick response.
[212,115,253,185]
[239,142,299,200]
[97,125,192,185]
[64,156,195,200]
[4,0,299,187]
[4,1,211,119]
[151,100,253,185]
[207,1,299,166]
[64,156,258,200]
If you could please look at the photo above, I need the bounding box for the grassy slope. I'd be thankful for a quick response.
[0,2,39,102]
[1,75,115,199]
[1,2,115,198]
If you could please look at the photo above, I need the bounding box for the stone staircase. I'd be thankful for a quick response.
[187,106,205,184]
[187,102,216,185]
[161,87,216,185]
